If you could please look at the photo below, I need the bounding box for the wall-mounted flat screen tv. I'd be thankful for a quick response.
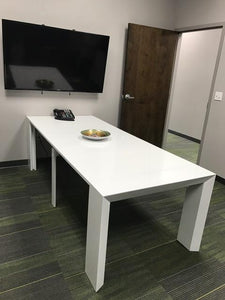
[2,19,110,92]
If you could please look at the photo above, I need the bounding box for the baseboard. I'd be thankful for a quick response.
[216,175,225,185]
[0,159,28,168]
[168,129,200,144]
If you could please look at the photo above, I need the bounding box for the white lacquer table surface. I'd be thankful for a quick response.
[27,115,215,292]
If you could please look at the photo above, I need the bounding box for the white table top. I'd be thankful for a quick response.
[27,116,214,200]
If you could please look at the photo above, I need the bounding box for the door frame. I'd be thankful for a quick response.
[162,22,225,165]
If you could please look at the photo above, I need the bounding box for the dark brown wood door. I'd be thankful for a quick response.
[120,23,178,147]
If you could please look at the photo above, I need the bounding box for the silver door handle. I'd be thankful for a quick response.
[123,94,135,100]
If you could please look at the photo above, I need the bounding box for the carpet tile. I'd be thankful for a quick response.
[0,133,224,299]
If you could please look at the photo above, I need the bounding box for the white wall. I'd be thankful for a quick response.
[199,37,225,177]
[175,0,225,178]
[0,0,176,162]
[168,29,221,140]
[175,0,225,28]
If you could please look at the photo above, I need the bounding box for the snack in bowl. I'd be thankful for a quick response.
[81,129,110,140]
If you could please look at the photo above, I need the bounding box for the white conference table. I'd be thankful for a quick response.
[27,115,215,292]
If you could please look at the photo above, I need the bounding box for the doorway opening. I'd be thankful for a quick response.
[164,27,222,163]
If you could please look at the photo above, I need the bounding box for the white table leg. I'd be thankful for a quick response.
[85,185,110,292]
[177,175,215,251]
[28,122,37,171]
[51,148,57,207]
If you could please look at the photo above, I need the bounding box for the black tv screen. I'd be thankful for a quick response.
[2,19,110,92]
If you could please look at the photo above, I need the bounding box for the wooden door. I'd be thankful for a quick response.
[120,23,178,147]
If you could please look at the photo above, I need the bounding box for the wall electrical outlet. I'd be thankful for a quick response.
[214,91,223,101]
